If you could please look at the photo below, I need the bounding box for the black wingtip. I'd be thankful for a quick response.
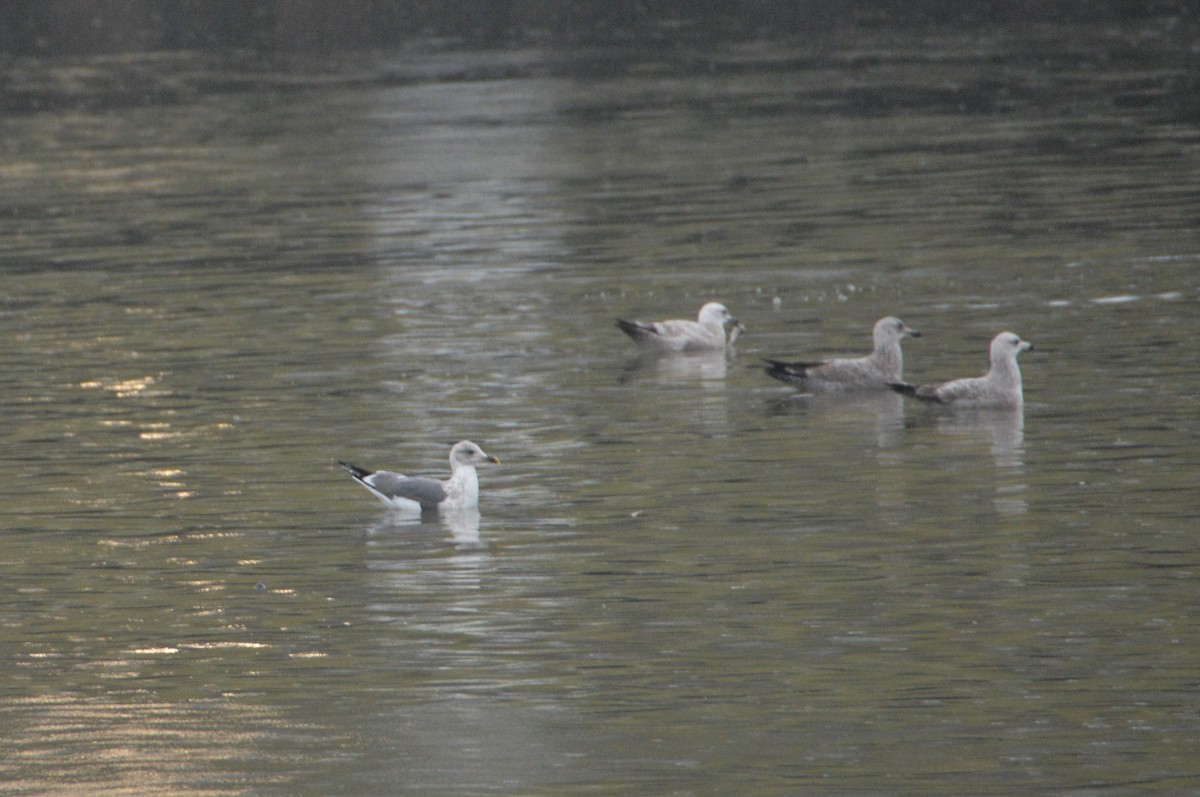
[337,460,372,480]
[889,382,945,403]
[763,360,787,378]
[763,358,809,382]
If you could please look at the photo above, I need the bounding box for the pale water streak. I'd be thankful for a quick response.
[2,22,1199,797]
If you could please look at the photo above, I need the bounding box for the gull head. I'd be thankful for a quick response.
[874,316,921,346]
[991,331,1033,363]
[450,440,501,468]
[697,302,739,330]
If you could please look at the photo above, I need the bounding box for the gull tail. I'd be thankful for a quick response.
[888,382,943,403]
[615,318,654,340]
[763,358,815,383]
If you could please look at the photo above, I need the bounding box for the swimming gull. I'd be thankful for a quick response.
[890,331,1032,408]
[763,316,921,391]
[339,440,499,512]
[616,302,744,352]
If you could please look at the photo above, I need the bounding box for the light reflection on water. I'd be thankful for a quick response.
[2,24,1199,797]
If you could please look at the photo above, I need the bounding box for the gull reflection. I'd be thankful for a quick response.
[767,390,905,449]
[441,507,484,550]
[618,350,733,432]
[364,512,489,613]
[619,349,731,383]
[933,407,1025,468]
[366,508,486,551]
[933,407,1027,515]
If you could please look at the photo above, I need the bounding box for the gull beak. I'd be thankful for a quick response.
[728,320,746,344]
[485,454,500,464]
[908,328,922,338]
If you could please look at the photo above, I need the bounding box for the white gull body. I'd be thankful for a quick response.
[339,440,499,512]
[891,332,1032,408]
[616,302,744,353]
[764,316,921,391]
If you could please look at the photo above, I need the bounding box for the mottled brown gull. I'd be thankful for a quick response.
[763,316,921,391]
[339,440,499,512]
[891,331,1032,408]
[616,302,744,353]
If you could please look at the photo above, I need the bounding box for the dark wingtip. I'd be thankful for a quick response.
[762,360,788,378]
[889,382,945,403]
[763,359,809,383]
[337,460,371,479]
[616,317,657,341]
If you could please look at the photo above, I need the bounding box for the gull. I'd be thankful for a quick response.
[616,302,744,353]
[339,440,499,512]
[890,331,1032,408]
[763,316,921,391]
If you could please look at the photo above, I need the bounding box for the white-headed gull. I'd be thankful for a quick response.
[339,440,499,512]
[891,331,1032,408]
[616,302,744,352]
[764,316,921,391]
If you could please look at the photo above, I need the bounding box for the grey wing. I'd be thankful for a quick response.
[930,376,987,404]
[803,357,855,380]
[364,471,447,509]
[656,319,706,342]
[770,356,879,388]
[663,319,726,351]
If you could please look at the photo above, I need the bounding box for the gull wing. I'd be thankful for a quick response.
[763,358,825,383]
[615,318,661,342]
[364,472,447,509]
[339,461,447,510]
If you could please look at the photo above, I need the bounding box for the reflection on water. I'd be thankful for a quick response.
[767,389,906,449]
[932,407,1028,515]
[619,349,732,384]
[936,407,1026,467]
[2,694,311,796]
[367,507,484,549]
[2,23,1199,797]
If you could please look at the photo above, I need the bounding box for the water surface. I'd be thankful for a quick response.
[2,22,1199,796]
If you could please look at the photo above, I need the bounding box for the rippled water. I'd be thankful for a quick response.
[2,22,1199,796]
